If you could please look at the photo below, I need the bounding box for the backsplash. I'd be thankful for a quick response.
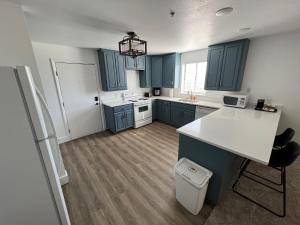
[100,70,150,102]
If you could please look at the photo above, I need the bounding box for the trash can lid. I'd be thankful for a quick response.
[175,158,213,189]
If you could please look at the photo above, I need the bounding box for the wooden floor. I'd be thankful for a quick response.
[61,122,213,225]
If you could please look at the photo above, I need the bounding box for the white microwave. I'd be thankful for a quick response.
[223,94,248,108]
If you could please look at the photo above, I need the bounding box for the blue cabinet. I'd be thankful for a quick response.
[125,56,136,70]
[103,104,134,133]
[162,53,181,88]
[170,102,195,127]
[157,100,171,123]
[125,56,145,70]
[152,99,157,120]
[115,53,127,89]
[151,56,163,87]
[139,56,151,88]
[136,56,145,70]
[205,46,224,90]
[98,49,127,91]
[205,39,250,91]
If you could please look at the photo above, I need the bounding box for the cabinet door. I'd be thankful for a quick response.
[114,112,125,132]
[163,54,175,88]
[219,43,243,91]
[205,46,224,90]
[183,110,195,125]
[170,106,184,127]
[152,99,157,120]
[103,50,118,90]
[136,56,145,70]
[158,100,170,123]
[139,56,151,88]
[125,110,134,128]
[125,56,136,70]
[151,56,163,87]
[115,53,127,90]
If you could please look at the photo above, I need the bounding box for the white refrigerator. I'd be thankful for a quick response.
[0,66,71,225]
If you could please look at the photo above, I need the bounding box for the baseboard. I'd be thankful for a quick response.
[59,170,69,186]
[58,135,71,144]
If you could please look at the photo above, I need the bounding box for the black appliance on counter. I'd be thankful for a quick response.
[152,88,161,96]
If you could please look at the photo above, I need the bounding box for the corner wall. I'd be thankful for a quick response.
[0,1,42,90]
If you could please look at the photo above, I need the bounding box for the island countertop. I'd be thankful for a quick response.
[177,107,281,165]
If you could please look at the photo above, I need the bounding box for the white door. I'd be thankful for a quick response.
[55,63,102,140]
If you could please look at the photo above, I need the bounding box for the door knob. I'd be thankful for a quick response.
[94,96,99,101]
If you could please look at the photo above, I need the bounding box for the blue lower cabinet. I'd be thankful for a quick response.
[104,104,134,133]
[170,102,195,127]
[157,100,171,124]
[114,112,126,132]
[152,99,157,120]
[125,109,134,128]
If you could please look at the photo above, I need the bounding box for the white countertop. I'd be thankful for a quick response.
[102,96,222,108]
[177,107,281,165]
[151,96,222,108]
[102,100,133,107]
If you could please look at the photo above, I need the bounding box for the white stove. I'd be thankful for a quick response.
[125,95,152,128]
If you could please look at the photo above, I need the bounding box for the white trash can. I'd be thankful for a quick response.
[175,158,213,215]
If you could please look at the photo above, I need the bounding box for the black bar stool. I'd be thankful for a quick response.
[233,141,300,217]
[238,128,295,183]
[273,128,295,150]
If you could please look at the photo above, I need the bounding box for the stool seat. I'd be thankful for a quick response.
[269,142,300,167]
[273,128,295,149]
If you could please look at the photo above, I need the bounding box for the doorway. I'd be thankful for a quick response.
[54,62,103,141]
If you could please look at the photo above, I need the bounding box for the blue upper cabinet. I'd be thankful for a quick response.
[115,52,127,89]
[125,56,136,70]
[151,56,163,87]
[136,56,146,70]
[125,55,145,70]
[98,49,127,91]
[204,39,250,91]
[205,46,224,90]
[139,56,151,88]
[162,53,181,88]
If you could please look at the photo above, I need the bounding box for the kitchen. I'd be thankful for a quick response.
[1,0,300,225]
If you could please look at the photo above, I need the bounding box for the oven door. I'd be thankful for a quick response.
[134,103,152,121]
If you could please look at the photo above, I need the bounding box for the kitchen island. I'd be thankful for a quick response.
[177,106,281,205]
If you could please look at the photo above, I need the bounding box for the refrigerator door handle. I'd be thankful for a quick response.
[35,87,57,138]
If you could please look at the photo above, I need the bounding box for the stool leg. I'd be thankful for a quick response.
[282,167,286,217]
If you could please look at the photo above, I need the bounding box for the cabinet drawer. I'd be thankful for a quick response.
[113,104,133,113]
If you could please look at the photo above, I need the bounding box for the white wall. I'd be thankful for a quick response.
[32,42,150,141]
[170,30,300,142]
[0,1,42,90]
[242,30,300,142]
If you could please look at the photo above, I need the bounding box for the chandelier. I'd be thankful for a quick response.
[119,32,147,58]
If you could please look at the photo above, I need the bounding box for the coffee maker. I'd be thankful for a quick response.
[152,87,161,96]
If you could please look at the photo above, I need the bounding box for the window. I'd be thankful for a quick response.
[181,62,207,94]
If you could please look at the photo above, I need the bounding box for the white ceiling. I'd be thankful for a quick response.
[15,0,300,53]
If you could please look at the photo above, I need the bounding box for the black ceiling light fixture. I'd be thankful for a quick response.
[119,32,147,58]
